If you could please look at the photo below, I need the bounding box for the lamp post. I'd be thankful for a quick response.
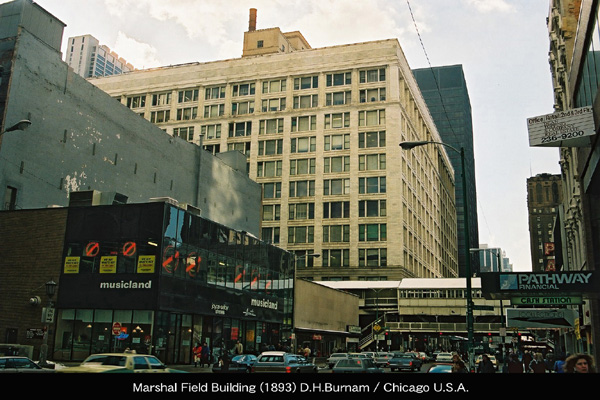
[39,279,57,368]
[0,119,32,136]
[400,140,475,369]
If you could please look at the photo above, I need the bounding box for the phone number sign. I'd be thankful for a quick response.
[527,106,595,148]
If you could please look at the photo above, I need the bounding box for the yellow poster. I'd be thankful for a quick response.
[137,255,156,273]
[99,256,117,273]
[63,257,80,274]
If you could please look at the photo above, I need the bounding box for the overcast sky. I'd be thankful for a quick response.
[28,0,561,271]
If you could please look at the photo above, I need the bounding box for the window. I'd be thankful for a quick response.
[358,224,387,241]
[325,91,351,106]
[262,79,287,93]
[205,86,226,100]
[289,203,314,220]
[359,176,386,194]
[176,107,198,121]
[201,124,221,139]
[359,154,386,171]
[152,92,171,106]
[323,156,350,173]
[291,136,316,153]
[232,100,254,115]
[288,226,314,244]
[323,178,350,195]
[293,94,318,109]
[232,83,256,97]
[262,97,286,112]
[228,121,252,137]
[263,182,281,199]
[204,104,224,118]
[359,68,386,83]
[262,204,280,221]
[359,200,386,217]
[358,109,386,126]
[290,158,316,175]
[258,139,283,155]
[3,186,17,210]
[359,131,386,148]
[257,160,282,177]
[324,113,350,129]
[359,248,387,267]
[259,118,284,134]
[257,40,264,48]
[323,201,350,219]
[261,227,280,244]
[360,88,386,103]
[227,142,251,156]
[150,110,170,123]
[289,180,315,197]
[294,75,318,90]
[326,72,351,86]
[323,225,350,242]
[203,144,220,154]
[126,95,146,109]
[324,134,350,151]
[322,249,350,267]
[291,116,317,132]
[178,89,199,103]
[173,126,194,142]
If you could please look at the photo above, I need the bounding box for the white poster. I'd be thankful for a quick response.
[527,106,595,147]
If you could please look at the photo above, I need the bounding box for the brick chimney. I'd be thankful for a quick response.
[249,8,257,31]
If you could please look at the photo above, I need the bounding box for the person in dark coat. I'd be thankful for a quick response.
[507,353,524,373]
[477,354,496,373]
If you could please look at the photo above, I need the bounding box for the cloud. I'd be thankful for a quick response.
[113,31,161,69]
[462,0,515,13]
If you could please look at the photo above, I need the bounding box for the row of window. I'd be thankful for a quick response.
[263,199,387,221]
[256,154,386,177]
[261,176,386,198]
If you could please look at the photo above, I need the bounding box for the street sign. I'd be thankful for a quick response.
[473,305,494,311]
[112,322,122,335]
[506,308,578,329]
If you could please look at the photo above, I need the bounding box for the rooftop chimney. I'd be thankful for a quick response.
[249,8,257,31]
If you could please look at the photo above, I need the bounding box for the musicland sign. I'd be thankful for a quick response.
[527,106,595,147]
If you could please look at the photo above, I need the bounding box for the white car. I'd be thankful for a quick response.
[435,352,454,362]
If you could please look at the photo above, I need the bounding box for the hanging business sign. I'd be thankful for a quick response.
[506,308,578,329]
[481,271,598,299]
[527,106,595,147]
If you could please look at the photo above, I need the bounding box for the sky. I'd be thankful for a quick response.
[27,0,561,271]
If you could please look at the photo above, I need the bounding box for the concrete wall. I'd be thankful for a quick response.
[294,279,359,333]
[0,25,261,235]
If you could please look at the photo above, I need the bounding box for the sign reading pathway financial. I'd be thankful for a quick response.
[527,106,595,147]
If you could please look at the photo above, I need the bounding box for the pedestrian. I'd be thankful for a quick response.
[522,351,533,372]
[201,342,210,367]
[553,353,566,373]
[564,353,596,373]
[529,352,547,373]
[477,354,495,373]
[193,343,202,367]
[452,359,468,373]
[507,353,524,373]
[304,345,311,358]
[234,340,244,355]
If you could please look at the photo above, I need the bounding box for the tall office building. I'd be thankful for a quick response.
[90,9,460,281]
[412,65,480,277]
[527,173,562,272]
[65,34,134,78]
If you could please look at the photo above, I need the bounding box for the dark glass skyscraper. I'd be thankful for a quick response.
[413,65,480,277]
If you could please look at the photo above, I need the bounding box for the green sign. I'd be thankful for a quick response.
[510,296,582,305]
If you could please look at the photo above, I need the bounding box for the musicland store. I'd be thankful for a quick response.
[53,201,294,363]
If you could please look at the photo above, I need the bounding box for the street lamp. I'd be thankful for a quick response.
[0,119,32,136]
[400,140,475,369]
[39,279,57,368]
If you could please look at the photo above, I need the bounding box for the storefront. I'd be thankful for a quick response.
[53,202,293,363]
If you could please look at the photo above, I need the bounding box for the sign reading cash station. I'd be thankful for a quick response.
[480,271,598,299]
[527,106,595,147]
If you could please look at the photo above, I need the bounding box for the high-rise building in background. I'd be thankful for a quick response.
[474,244,512,273]
[65,34,134,78]
[412,65,480,277]
[89,9,460,281]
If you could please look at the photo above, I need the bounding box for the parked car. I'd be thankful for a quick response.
[374,352,393,367]
[327,353,349,368]
[387,353,421,372]
[252,351,317,373]
[361,352,377,360]
[435,352,454,363]
[404,352,423,370]
[332,358,384,373]
[58,351,187,373]
[427,363,454,373]
[0,357,55,373]
[212,354,258,373]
